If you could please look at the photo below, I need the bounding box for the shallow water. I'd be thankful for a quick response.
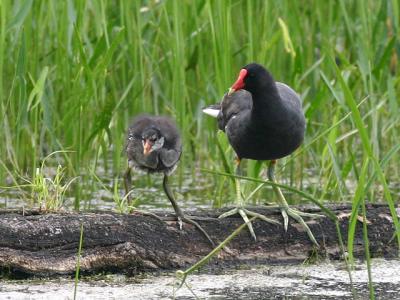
[0,165,342,212]
[1,259,399,299]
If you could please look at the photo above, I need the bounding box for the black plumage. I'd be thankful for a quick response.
[124,114,214,246]
[205,64,305,161]
[203,63,319,245]
[126,115,182,175]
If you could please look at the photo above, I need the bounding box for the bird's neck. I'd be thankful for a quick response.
[251,81,282,113]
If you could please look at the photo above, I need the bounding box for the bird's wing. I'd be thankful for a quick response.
[276,82,302,111]
[155,116,181,148]
[219,90,252,131]
[202,90,252,131]
[160,148,181,168]
[154,116,182,168]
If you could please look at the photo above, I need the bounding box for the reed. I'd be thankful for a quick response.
[0,1,398,297]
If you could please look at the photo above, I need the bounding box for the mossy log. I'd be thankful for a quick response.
[0,204,397,277]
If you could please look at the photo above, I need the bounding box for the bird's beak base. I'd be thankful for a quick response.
[229,68,247,94]
[143,140,152,155]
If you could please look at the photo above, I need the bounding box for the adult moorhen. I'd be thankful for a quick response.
[203,63,320,245]
[124,114,214,246]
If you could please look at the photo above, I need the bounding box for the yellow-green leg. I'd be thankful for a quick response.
[268,160,321,246]
[219,158,280,240]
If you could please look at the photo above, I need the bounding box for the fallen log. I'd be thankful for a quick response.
[0,204,397,277]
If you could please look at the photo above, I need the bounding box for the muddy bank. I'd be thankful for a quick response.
[0,204,397,277]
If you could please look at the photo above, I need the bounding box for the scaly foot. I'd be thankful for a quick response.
[279,205,322,246]
[268,160,323,247]
[219,206,281,241]
[219,158,280,240]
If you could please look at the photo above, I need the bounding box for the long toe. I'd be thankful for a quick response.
[238,208,257,241]
[243,208,281,226]
[284,208,319,247]
[288,207,324,219]
[181,215,215,247]
[218,207,282,241]
[177,216,183,230]
[218,207,240,219]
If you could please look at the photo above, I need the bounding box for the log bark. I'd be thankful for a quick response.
[0,204,397,277]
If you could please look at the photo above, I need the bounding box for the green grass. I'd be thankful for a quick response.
[0,0,398,204]
[0,1,399,297]
[74,222,84,300]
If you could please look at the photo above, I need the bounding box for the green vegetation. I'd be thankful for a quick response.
[74,222,84,300]
[0,0,398,208]
[0,0,399,296]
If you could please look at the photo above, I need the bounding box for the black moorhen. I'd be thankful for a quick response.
[203,63,320,245]
[124,114,214,246]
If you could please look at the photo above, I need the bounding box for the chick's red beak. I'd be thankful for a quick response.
[228,69,247,95]
[143,139,152,155]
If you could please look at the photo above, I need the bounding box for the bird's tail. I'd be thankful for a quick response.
[202,104,221,118]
